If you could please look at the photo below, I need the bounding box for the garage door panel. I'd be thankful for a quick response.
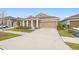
[40,21,56,28]
[70,21,79,27]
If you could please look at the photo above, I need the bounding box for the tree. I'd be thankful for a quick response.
[57,22,63,30]
[16,20,20,28]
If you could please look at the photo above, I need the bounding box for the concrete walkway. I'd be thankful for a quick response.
[0,28,71,50]
[62,37,79,44]
[4,31,28,35]
[0,29,28,35]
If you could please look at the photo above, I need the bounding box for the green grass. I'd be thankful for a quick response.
[58,29,75,37]
[9,28,33,32]
[65,42,79,50]
[0,32,19,41]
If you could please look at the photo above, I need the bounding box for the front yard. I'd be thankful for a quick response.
[58,29,75,37]
[65,42,79,50]
[0,32,19,41]
[8,28,33,32]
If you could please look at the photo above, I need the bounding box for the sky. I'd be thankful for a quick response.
[0,8,79,20]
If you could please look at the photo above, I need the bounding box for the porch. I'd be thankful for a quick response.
[22,20,39,30]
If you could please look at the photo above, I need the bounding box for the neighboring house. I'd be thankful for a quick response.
[0,18,2,25]
[61,14,79,28]
[5,16,17,27]
[0,16,17,27]
[22,13,59,29]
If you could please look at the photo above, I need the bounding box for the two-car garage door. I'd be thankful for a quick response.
[70,21,79,27]
[39,21,57,28]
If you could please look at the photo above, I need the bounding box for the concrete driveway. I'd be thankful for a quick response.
[0,28,71,50]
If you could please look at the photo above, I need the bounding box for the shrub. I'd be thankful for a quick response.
[68,29,79,37]
[57,22,63,30]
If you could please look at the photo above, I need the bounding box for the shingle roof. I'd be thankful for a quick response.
[26,15,34,19]
[71,14,79,17]
[36,13,48,17]
[62,14,79,22]
[26,13,59,19]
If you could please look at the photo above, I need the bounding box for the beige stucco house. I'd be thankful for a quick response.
[0,13,59,29]
[22,13,59,29]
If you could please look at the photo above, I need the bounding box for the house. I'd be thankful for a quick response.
[0,13,59,29]
[22,13,59,29]
[0,18,3,25]
[61,14,79,28]
[5,16,17,27]
[0,16,17,27]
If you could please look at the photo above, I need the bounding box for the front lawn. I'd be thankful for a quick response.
[58,29,75,37]
[8,28,33,32]
[65,42,79,50]
[0,32,19,41]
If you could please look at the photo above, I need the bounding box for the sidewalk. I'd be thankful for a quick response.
[0,29,29,35]
[62,37,79,44]
[4,31,29,35]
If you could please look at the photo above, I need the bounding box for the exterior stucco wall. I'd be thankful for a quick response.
[61,20,70,25]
